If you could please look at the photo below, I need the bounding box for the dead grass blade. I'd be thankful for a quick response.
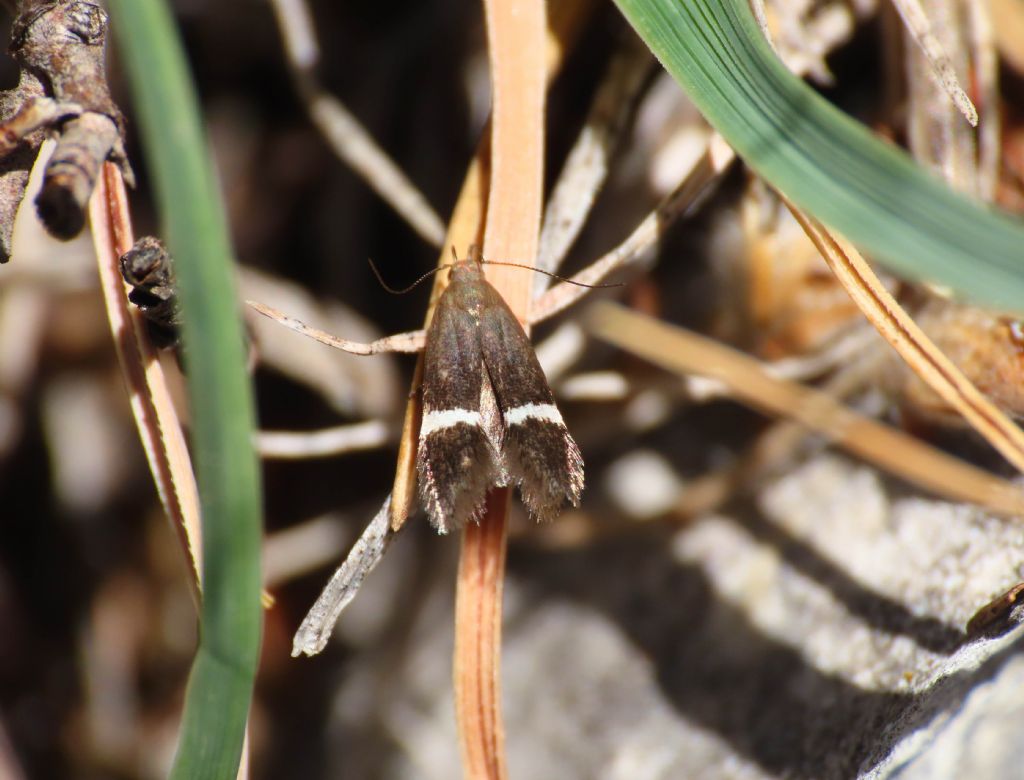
[536,34,652,281]
[451,0,547,772]
[531,139,731,323]
[586,302,1024,516]
[891,0,978,126]
[89,163,203,602]
[454,491,510,779]
[291,496,394,657]
[784,198,1024,478]
[673,349,886,519]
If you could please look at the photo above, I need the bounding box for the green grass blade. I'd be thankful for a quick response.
[106,1,263,777]
[614,0,1024,312]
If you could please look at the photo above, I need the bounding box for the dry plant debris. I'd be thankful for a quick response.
[0,0,131,261]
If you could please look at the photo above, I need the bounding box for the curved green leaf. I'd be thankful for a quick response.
[107,1,263,777]
[614,0,1024,312]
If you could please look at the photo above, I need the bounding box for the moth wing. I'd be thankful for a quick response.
[417,290,501,533]
[478,289,583,522]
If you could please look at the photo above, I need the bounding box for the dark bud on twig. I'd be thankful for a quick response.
[0,1,133,259]
[120,236,182,349]
[36,111,119,238]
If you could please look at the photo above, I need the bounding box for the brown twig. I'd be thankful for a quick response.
[2,1,132,255]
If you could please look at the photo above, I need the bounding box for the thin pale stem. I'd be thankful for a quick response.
[267,0,446,246]
[246,299,425,354]
[255,420,392,459]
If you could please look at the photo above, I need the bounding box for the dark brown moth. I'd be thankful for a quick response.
[417,256,584,533]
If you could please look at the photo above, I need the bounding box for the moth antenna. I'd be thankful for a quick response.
[367,257,441,295]
[480,260,623,290]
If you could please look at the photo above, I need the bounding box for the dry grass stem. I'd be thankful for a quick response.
[533,320,587,384]
[905,0,978,193]
[454,491,509,779]
[674,349,886,519]
[89,162,203,602]
[967,0,999,199]
[536,34,652,283]
[684,326,878,402]
[292,496,395,656]
[532,142,730,323]
[891,0,978,125]
[785,199,1024,478]
[451,0,549,772]
[241,267,400,419]
[267,0,446,247]
[256,420,391,459]
[246,299,426,354]
[587,302,1024,516]
[557,371,631,401]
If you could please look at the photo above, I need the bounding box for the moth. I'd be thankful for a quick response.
[252,252,595,656]
[417,256,584,532]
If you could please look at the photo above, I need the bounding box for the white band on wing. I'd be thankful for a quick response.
[420,408,483,437]
[503,402,564,427]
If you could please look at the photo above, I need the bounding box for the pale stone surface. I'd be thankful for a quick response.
[325,454,1024,778]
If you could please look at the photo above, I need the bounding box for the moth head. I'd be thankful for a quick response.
[445,245,486,284]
